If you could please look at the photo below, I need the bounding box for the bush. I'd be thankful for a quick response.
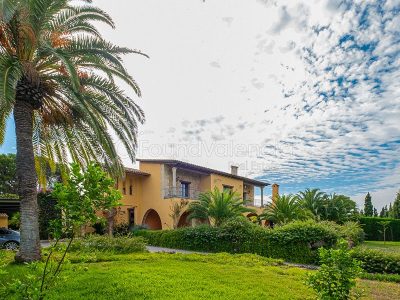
[320,221,365,246]
[38,192,61,240]
[306,240,362,300]
[359,217,400,241]
[136,219,339,264]
[70,235,147,254]
[351,248,400,274]
[113,222,131,236]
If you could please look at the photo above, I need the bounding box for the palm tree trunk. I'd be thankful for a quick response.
[14,100,41,262]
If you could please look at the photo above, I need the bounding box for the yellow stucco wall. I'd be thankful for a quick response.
[0,214,8,228]
[210,174,243,196]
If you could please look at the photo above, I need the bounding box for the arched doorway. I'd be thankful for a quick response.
[177,211,191,228]
[142,209,162,230]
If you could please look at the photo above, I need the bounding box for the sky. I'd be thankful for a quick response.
[1,0,400,209]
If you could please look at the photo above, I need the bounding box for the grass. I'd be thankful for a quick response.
[360,241,400,253]
[1,251,400,299]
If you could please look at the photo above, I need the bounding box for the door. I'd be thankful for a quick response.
[128,208,135,227]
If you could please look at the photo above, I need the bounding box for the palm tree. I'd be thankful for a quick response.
[296,188,326,219]
[188,187,255,227]
[320,193,357,223]
[261,194,309,225]
[0,0,147,262]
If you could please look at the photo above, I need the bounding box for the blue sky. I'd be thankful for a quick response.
[2,0,400,209]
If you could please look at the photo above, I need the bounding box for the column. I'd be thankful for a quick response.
[260,186,264,207]
[172,167,177,196]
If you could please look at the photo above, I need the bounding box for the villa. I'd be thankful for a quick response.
[113,159,279,229]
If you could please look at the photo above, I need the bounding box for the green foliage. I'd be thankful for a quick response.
[351,248,400,274]
[0,153,16,195]
[319,193,357,224]
[136,219,339,264]
[363,192,374,217]
[319,221,365,246]
[360,272,400,283]
[297,188,326,218]
[306,240,362,300]
[113,222,131,237]
[359,217,400,241]
[392,191,400,219]
[8,212,20,230]
[69,235,147,254]
[188,187,255,226]
[37,192,61,239]
[51,163,122,236]
[261,194,311,225]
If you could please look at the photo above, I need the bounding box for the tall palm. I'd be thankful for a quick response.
[261,194,309,225]
[296,188,326,219]
[188,187,255,227]
[0,0,147,262]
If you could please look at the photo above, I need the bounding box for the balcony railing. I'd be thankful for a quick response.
[163,187,201,200]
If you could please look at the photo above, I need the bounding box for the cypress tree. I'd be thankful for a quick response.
[364,192,374,217]
[392,191,400,219]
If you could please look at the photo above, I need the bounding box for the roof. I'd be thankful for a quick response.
[124,167,150,176]
[137,159,269,187]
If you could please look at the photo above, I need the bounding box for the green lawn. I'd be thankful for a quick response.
[1,252,400,300]
[361,241,400,253]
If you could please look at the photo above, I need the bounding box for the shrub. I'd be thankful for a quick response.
[351,248,400,274]
[306,240,362,300]
[38,192,61,240]
[136,219,339,264]
[93,222,106,235]
[113,222,131,236]
[359,217,400,241]
[69,235,147,254]
[319,221,365,246]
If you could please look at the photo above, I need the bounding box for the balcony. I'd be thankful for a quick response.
[163,187,201,200]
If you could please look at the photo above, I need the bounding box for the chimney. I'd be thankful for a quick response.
[272,183,279,202]
[231,165,238,175]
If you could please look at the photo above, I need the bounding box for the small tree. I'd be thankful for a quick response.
[363,192,373,217]
[306,240,362,300]
[4,163,121,299]
[378,220,391,245]
[169,200,188,229]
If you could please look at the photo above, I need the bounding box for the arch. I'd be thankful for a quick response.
[177,211,191,228]
[142,209,162,230]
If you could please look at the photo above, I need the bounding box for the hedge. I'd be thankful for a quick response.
[136,219,339,264]
[352,248,400,274]
[359,217,400,241]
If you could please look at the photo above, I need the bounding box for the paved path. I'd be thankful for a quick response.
[146,246,207,254]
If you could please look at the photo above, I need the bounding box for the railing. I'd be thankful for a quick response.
[163,187,201,200]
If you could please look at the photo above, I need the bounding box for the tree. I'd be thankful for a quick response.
[261,194,310,225]
[379,206,387,218]
[0,0,146,262]
[364,192,374,217]
[392,191,400,219]
[296,188,325,219]
[0,153,17,195]
[373,207,378,217]
[188,187,254,227]
[320,193,357,223]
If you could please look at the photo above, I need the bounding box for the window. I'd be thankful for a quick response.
[243,192,248,200]
[122,187,126,195]
[223,185,233,193]
[129,185,133,195]
[181,181,190,198]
